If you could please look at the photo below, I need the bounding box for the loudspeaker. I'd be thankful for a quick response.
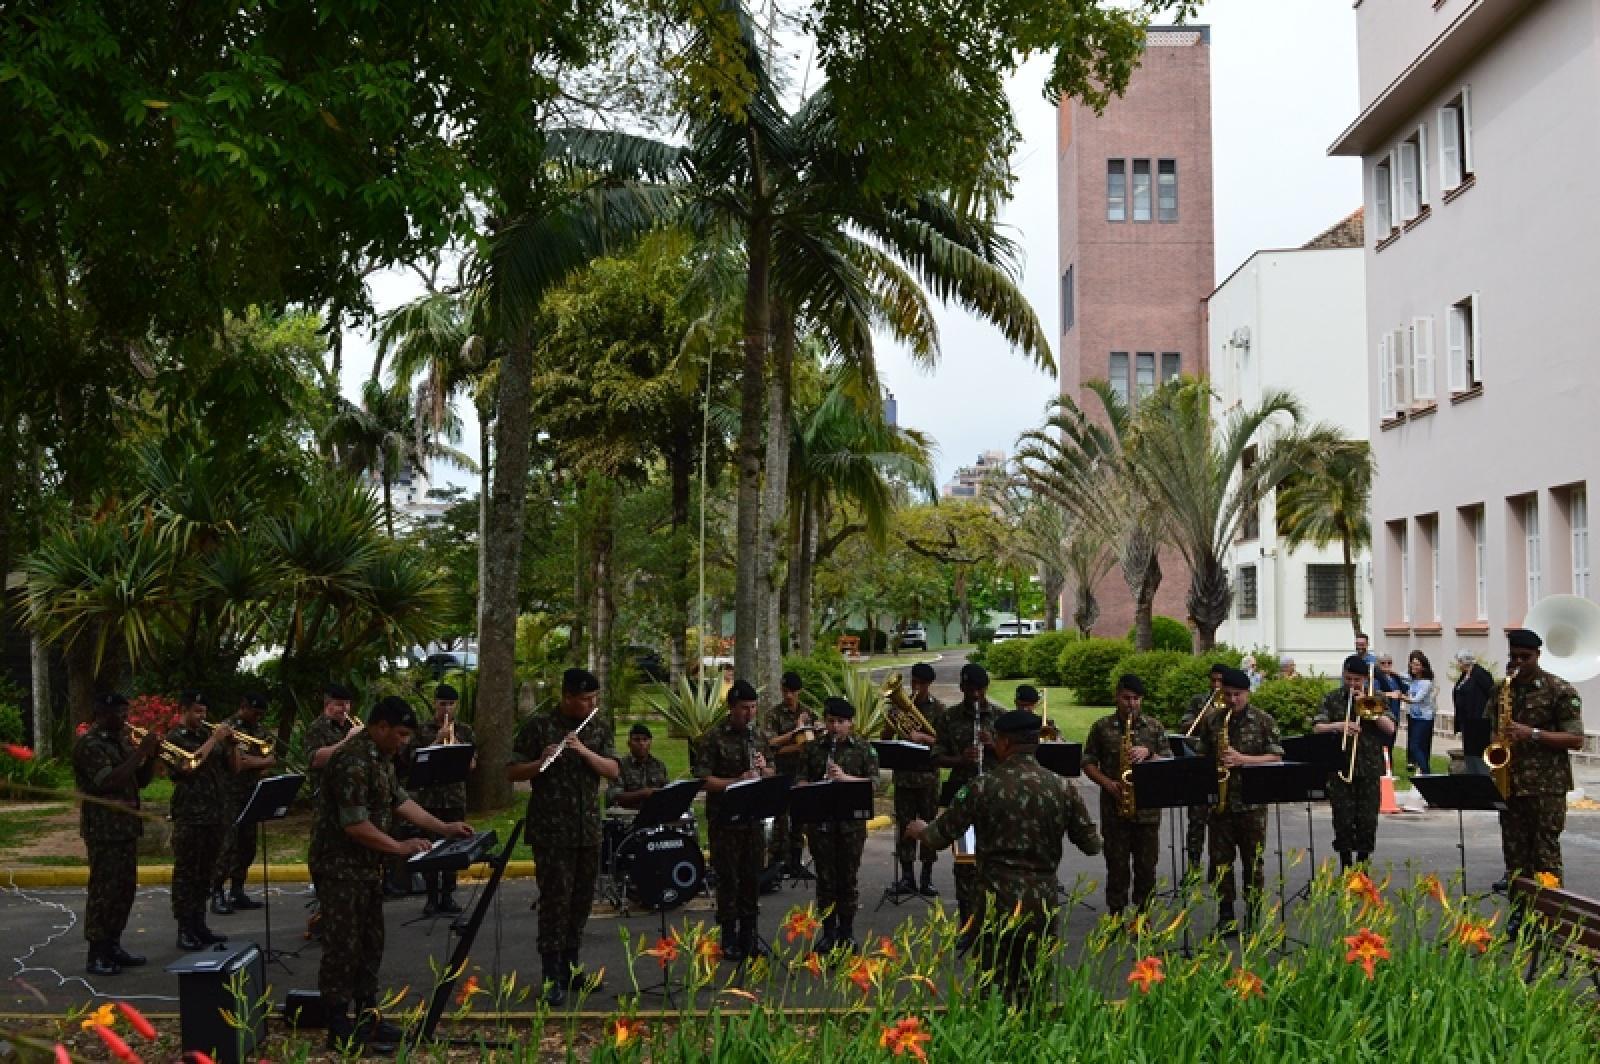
[282,988,329,1028]
[166,943,267,1064]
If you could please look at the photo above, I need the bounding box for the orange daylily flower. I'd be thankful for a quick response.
[1343,928,1390,980]
[1127,956,1165,994]
[611,1016,647,1047]
[781,907,822,943]
[1417,873,1450,911]
[454,975,483,1005]
[641,936,681,968]
[845,955,885,994]
[879,1016,932,1062]
[1535,871,1562,889]
[696,937,723,969]
[875,935,899,960]
[80,1003,116,1030]
[1344,869,1385,911]
[900,973,940,997]
[721,987,761,1004]
[1452,917,1494,954]
[114,1003,157,1041]
[799,952,824,978]
[1226,968,1265,1000]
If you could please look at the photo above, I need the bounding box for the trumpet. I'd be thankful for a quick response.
[1485,667,1517,798]
[127,725,201,773]
[883,673,935,740]
[538,705,603,774]
[201,720,274,758]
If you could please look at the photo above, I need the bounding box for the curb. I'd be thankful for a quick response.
[1,815,897,888]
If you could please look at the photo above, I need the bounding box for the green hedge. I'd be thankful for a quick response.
[1148,649,1244,729]
[1250,675,1336,736]
[1108,651,1190,711]
[1026,631,1080,686]
[984,639,1032,680]
[782,648,848,710]
[1058,638,1132,706]
[1127,615,1195,653]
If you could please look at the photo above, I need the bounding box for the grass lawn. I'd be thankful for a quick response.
[981,679,1105,742]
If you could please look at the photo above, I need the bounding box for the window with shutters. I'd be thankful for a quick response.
[1132,159,1152,222]
[1525,496,1543,606]
[1237,565,1258,619]
[1157,160,1178,222]
[1389,325,1412,415]
[1374,156,1394,233]
[1574,487,1591,599]
[1438,89,1472,191]
[1398,522,1412,625]
[1398,128,1426,220]
[1109,352,1130,404]
[1447,295,1480,393]
[1306,564,1352,617]
[1378,334,1394,419]
[1107,161,1126,222]
[1418,514,1441,623]
[1410,317,1436,405]
[1472,506,1488,621]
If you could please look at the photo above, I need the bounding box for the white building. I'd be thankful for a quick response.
[1207,212,1373,677]
[941,450,1006,501]
[1330,0,1600,739]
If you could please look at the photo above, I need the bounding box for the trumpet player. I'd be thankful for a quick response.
[304,682,361,797]
[211,691,276,915]
[166,691,235,950]
[884,662,943,898]
[1494,629,1583,915]
[1194,668,1282,936]
[1179,664,1228,871]
[508,668,618,1005]
[74,692,161,976]
[410,683,476,917]
[763,671,813,882]
[1081,675,1171,916]
[1313,657,1396,870]
[934,663,1003,950]
[801,697,881,953]
[694,679,774,963]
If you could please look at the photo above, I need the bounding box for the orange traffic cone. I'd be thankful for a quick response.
[1379,747,1402,815]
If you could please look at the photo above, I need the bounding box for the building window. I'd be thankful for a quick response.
[1237,565,1258,619]
[1398,127,1427,220]
[1061,265,1075,331]
[1410,317,1435,404]
[1446,294,1481,391]
[1525,496,1543,606]
[1109,352,1130,404]
[1306,564,1352,617]
[1571,487,1592,599]
[1399,523,1411,624]
[1157,159,1178,222]
[1132,159,1152,222]
[1161,352,1180,382]
[1240,446,1261,542]
[1107,160,1126,222]
[1374,156,1394,233]
[1135,352,1156,399]
[1380,326,1411,418]
[1472,506,1488,620]
[1420,514,1441,623]
[1439,89,1472,190]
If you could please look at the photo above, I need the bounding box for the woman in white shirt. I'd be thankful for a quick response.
[1400,651,1437,776]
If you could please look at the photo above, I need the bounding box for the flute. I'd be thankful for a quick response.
[538,705,604,773]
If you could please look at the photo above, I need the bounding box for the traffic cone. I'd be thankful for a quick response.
[1379,747,1402,815]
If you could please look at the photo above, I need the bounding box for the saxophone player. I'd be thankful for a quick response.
[1081,675,1171,917]
[1494,629,1584,921]
[693,680,773,963]
[1194,667,1282,936]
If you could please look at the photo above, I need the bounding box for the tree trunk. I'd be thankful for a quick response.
[1072,581,1099,638]
[669,454,692,684]
[476,393,494,659]
[382,474,395,538]
[590,481,615,703]
[471,328,538,813]
[65,639,97,733]
[758,308,794,694]
[1131,551,1162,652]
[30,634,52,760]
[1186,553,1233,653]
[791,499,817,656]
[1042,568,1063,632]
[956,568,971,642]
[1342,527,1362,640]
[733,202,772,688]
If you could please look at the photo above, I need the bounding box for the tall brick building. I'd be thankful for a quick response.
[1056,25,1216,639]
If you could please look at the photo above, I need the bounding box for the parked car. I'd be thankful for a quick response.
[626,645,669,683]
[992,619,1046,642]
[423,650,477,678]
[896,624,929,651]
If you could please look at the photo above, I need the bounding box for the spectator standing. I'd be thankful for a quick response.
[1241,655,1264,691]
[1354,633,1377,667]
[1400,652,1437,775]
[1373,654,1409,754]
[1451,650,1496,775]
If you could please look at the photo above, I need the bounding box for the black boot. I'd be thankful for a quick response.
[895,858,916,895]
[86,942,121,976]
[719,922,745,963]
[423,889,440,918]
[815,916,838,955]
[210,887,235,915]
[919,862,938,897]
[954,906,977,953]
[835,916,858,954]
[108,940,146,968]
[354,997,406,1044]
[1338,851,1352,871]
[540,953,568,1007]
[1355,852,1370,866]
[197,921,228,945]
[1217,904,1239,938]
[176,922,206,952]
[228,882,264,910]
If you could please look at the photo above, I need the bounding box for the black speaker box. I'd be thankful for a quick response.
[166,943,267,1064]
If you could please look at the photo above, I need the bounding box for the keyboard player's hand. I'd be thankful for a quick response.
[399,837,434,857]
[442,821,474,840]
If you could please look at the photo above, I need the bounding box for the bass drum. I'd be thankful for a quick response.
[614,825,705,911]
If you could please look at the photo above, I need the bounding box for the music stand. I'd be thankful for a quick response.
[1410,773,1507,894]
[872,741,935,911]
[1239,762,1325,948]
[1132,757,1218,956]
[1165,733,1200,759]
[713,776,791,961]
[1036,742,1083,778]
[405,743,474,790]
[634,779,703,829]
[1280,733,1339,905]
[234,773,304,972]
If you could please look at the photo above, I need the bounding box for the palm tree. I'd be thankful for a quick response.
[989,475,1072,632]
[1126,378,1346,651]
[1275,441,1375,639]
[1062,518,1116,638]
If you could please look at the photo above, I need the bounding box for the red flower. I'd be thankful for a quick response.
[53,1045,71,1064]
[781,906,822,943]
[1343,869,1385,912]
[1226,968,1265,999]
[454,975,483,1005]
[1127,956,1165,994]
[115,1002,157,1040]
[182,1054,217,1064]
[91,1024,142,1063]
[1452,917,1493,955]
[696,937,723,969]
[1343,928,1390,980]
[879,1016,932,1062]
[799,952,823,978]
[844,956,884,994]
[3,744,34,761]
[1417,873,1450,911]
[874,935,899,960]
[642,935,681,968]
[611,1017,647,1047]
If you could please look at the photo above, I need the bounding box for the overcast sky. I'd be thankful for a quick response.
[344,0,1363,490]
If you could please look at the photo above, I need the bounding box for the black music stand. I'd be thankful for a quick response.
[873,741,935,911]
[1132,757,1217,956]
[1037,742,1083,778]
[234,773,304,972]
[1280,733,1339,902]
[1239,761,1326,949]
[713,776,791,961]
[1410,773,1507,894]
[635,779,703,829]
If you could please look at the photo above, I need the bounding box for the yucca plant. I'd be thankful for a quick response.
[649,674,728,745]
[826,666,889,741]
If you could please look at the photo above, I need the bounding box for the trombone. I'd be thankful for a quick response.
[1186,687,1224,737]
[1337,665,1389,784]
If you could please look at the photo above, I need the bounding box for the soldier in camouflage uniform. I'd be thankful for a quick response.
[210,691,276,915]
[311,696,470,1052]
[1194,668,1283,934]
[882,662,944,897]
[933,663,1003,947]
[1313,657,1396,869]
[1081,675,1172,914]
[607,723,669,809]
[802,696,881,953]
[909,709,1101,1005]
[507,668,618,1006]
[73,692,161,976]
[762,672,815,881]
[1178,664,1227,871]
[1496,629,1585,919]
[304,683,360,799]
[165,691,235,950]
[406,683,476,917]
[694,679,774,963]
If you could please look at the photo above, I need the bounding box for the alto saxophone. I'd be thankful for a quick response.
[1118,717,1137,819]
[1214,704,1238,812]
[1485,667,1517,798]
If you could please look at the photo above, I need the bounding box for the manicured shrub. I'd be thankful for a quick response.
[1148,649,1244,729]
[1108,651,1190,713]
[1026,630,1081,686]
[1058,638,1132,706]
[1250,675,1337,736]
[1127,614,1195,653]
[984,638,1031,680]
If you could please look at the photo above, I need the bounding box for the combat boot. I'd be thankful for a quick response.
[894,858,917,895]
[567,950,605,994]
[85,942,121,977]
[1216,904,1239,938]
[108,940,146,968]
[540,953,568,1007]
[177,922,207,952]
[197,921,228,945]
[422,888,440,918]
[740,921,771,961]
[815,915,839,955]
[210,887,235,915]
[835,917,858,955]
[918,862,938,897]
[228,882,264,910]
[435,892,463,914]
[718,922,745,963]
[1338,851,1353,871]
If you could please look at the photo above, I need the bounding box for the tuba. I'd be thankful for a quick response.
[1118,716,1137,819]
[1485,668,1516,798]
[883,673,936,740]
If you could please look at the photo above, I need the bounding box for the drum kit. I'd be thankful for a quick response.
[601,807,706,914]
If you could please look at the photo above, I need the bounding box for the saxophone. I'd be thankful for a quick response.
[1118,716,1137,819]
[1214,704,1238,812]
[1485,667,1517,798]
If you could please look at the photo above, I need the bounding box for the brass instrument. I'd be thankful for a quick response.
[1040,688,1061,742]
[1337,665,1389,784]
[127,724,201,773]
[1186,687,1224,737]
[1485,667,1517,798]
[439,711,457,746]
[793,710,817,748]
[1118,716,1137,819]
[202,720,274,758]
[883,673,936,740]
[1213,703,1238,812]
[537,705,604,774]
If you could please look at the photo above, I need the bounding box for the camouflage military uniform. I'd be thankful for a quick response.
[761,701,812,869]
[1180,694,1216,867]
[887,694,945,867]
[935,697,1002,925]
[693,721,772,927]
[801,736,880,926]
[1194,704,1283,909]
[166,725,230,928]
[1313,688,1385,857]
[1497,668,1583,881]
[303,713,356,800]
[1081,712,1170,911]
[73,727,153,948]
[213,715,274,893]
[923,749,1101,1003]
[513,710,615,955]
[606,754,668,806]
[308,730,408,1008]
[406,717,476,901]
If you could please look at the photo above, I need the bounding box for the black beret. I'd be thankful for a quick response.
[629,723,653,739]
[241,692,269,711]
[995,709,1042,735]
[179,689,208,708]
[727,679,758,704]
[325,682,355,701]
[823,696,856,720]
[910,663,937,682]
[1219,667,1252,691]
[371,695,419,728]
[960,663,990,688]
[1208,663,1227,676]
[1342,655,1371,676]
[562,668,601,694]
[1116,673,1146,697]
[781,671,804,691]
[434,683,460,701]
[1014,684,1041,705]
[96,691,130,712]
[1508,629,1543,650]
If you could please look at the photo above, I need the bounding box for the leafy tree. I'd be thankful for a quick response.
[1275,442,1376,639]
